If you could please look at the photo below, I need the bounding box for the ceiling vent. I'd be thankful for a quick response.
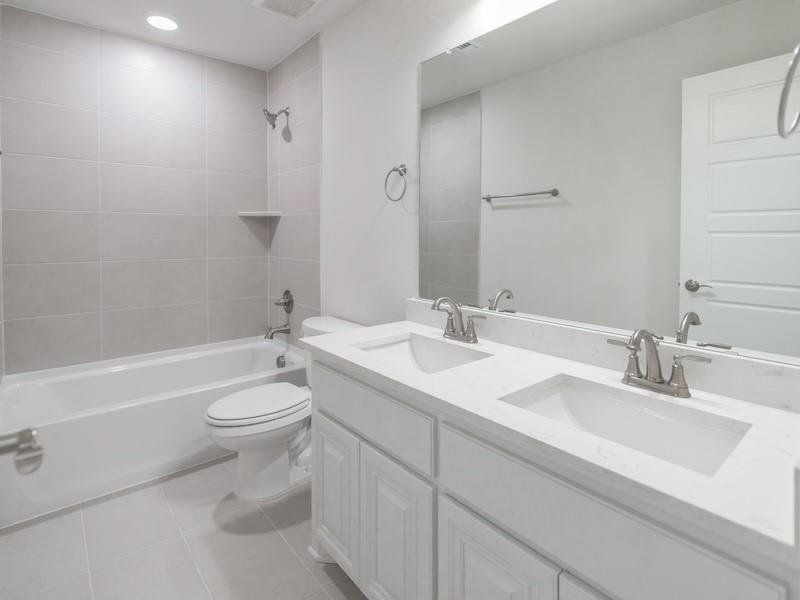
[447,40,481,55]
[252,0,320,19]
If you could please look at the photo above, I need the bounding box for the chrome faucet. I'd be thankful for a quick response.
[608,329,711,398]
[488,288,514,311]
[676,311,701,343]
[431,297,485,344]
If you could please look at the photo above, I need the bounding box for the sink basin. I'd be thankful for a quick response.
[500,375,750,475]
[355,333,491,374]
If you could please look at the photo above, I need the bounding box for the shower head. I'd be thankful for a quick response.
[264,106,290,129]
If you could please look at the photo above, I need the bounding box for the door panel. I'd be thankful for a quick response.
[360,443,433,600]
[312,413,360,579]
[681,54,800,356]
[439,495,559,600]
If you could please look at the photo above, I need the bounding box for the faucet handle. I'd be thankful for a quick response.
[464,314,486,343]
[672,354,712,366]
[607,338,635,351]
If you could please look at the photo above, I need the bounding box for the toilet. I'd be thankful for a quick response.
[206,316,359,501]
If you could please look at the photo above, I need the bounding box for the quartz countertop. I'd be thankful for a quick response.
[302,320,800,567]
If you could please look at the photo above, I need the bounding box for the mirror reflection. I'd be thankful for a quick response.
[418,0,800,361]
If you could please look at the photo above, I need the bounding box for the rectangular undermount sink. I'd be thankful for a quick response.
[501,374,751,475]
[355,332,492,374]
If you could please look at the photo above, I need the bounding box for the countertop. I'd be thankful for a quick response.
[302,320,800,567]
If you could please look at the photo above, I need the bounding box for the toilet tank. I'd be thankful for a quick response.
[301,316,360,387]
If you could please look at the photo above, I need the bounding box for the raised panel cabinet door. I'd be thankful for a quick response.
[439,496,559,600]
[559,574,608,600]
[312,412,360,579]
[360,442,434,600]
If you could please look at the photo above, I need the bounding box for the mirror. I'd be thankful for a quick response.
[418,0,800,362]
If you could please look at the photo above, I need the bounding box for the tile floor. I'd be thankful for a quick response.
[0,459,367,600]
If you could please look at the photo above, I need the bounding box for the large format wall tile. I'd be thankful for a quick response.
[208,172,268,215]
[0,40,97,109]
[5,313,101,373]
[102,260,206,310]
[269,257,320,310]
[1,99,98,159]
[3,263,101,319]
[3,211,100,264]
[207,84,266,136]
[101,214,206,260]
[100,64,204,126]
[101,164,205,215]
[209,297,267,342]
[2,155,99,211]
[100,32,204,81]
[207,57,266,95]
[101,114,204,169]
[102,304,207,358]
[0,6,98,58]
[269,214,320,260]
[208,216,269,258]
[208,257,267,300]
[207,129,267,175]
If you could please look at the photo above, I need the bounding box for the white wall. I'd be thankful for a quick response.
[478,0,800,334]
[319,0,558,325]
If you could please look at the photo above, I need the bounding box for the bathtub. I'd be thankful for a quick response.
[0,337,305,529]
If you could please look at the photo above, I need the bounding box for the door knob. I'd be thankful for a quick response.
[684,279,713,292]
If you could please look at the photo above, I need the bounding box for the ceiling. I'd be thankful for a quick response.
[2,0,364,70]
[421,0,741,108]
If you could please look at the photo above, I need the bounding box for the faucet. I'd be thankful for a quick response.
[488,288,514,311]
[676,311,701,343]
[608,329,711,398]
[431,297,485,343]
[265,323,291,339]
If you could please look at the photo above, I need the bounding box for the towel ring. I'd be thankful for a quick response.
[778,41,800,139]
[384,164,408,202]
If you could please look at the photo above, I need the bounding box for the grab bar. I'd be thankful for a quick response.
[482,188,559,203]
[0,428,44,474]
[778,41,800,138]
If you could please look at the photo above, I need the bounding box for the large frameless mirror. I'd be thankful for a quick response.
[418,0,800,363]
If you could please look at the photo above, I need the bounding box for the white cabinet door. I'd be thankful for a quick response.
[360,443,434,600]
[439,495,559,600]
[312,413,360,579]
[559,574,607,600]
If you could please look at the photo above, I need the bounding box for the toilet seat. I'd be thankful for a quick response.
[206,382,311,428]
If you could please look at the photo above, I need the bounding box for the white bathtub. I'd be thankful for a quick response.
[0,337,305,529]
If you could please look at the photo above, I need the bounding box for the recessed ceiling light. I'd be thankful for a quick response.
[146,13,179,31]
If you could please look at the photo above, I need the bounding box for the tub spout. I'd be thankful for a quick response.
[265,323,291,339]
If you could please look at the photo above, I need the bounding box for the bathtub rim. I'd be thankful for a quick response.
[0,336,305,432]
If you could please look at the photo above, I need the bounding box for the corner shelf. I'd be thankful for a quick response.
[237,211,282,218]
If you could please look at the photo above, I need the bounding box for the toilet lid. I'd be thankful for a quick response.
[207,383,310,423]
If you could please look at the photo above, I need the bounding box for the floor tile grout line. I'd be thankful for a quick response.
[158,483,216,600]
[79,508,96,600]
[255,497,330,598]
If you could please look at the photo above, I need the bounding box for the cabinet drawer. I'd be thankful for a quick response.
[439,496,559,600]
[439,425,785,600]
[313,363,435,477]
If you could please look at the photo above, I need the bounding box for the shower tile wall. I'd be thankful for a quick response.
[0,7,270,374]
[419,92,481,306]
[267,37,321,344]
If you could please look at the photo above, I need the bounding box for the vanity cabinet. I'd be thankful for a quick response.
[310,362,787,600]
[439,496,559,600]
[312,409,434,600]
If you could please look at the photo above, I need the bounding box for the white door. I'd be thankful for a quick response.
[360,443,433,600]
[438,496,559,600]
[312,413,360,579]
[681,54,800,357]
